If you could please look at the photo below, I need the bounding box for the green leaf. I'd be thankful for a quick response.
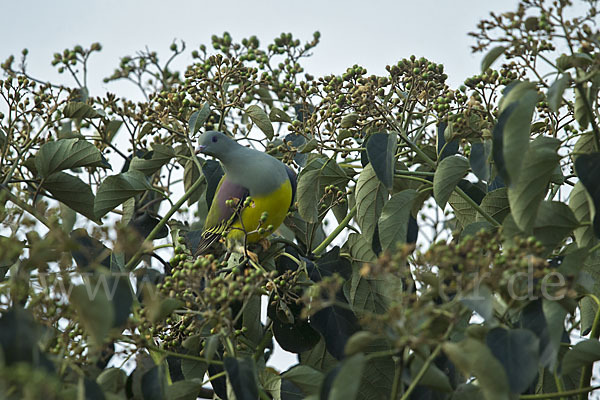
[63,101,100,119]
[94,170,153,219]
[486,328,539,393]
[341,113,359,128]
[542,299,567,369]
[366,132,397,189]
[97,368,126,394]
[469,141,491,182]
[477,188,509,224]
[378,189,417,252]
[497,82,539,185]
[297,157,349,223]
[189,103,211,135]
[573,131,597,156]
[460,284,494,321]
[443,338,511,400]
[104,120,123,143]
[183,158,204,206]
[296,169,320,223]
[575,85,591,130]
[448,190,476,228]
[561,339,600,376]
[569,181,595,248]
[70,283,114,347]
[282,365,323,396]
[410,354,453,392]
[180,335,208,380]
[533,201,579,251]
[269,106,292,123]
[547,73,570,112]
[246,104,274,140]
[481,46,506,72]
[356,164,388,241]
[326,353,366,400]
[433,155,469,208]
[35,138,105,177]
[165,380,202,400]
[575,153,600,239]
[42,172,97,221]
[224,357,259,400]
[130,145,175,176]
[147,297,184,323]
[508,136,560,232]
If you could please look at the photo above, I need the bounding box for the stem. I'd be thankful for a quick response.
[574,82,600,151]
[455,186,500,227]
[399,344,443,400]
[0,186,53,229]
[124,175,204,271]
[312,204,357,256]
[519,386,600,400]
[579,293,600,399]
[145,344,223,365]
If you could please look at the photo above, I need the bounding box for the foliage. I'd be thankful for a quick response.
[2,1,600,399]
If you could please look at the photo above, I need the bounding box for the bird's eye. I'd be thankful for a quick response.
[211,136,218,143]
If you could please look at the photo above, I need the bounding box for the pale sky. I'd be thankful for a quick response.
[1,0,520,99]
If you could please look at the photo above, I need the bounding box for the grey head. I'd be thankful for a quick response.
[197,131,241,161]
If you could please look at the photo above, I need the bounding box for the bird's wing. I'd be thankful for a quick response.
[195,175,250,256]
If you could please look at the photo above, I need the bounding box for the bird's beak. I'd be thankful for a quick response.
[196,145,206,154]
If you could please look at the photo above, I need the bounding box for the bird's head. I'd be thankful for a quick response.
[196,131,237,159]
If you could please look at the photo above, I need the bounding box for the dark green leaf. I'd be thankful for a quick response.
[246,104,274,140]
[498,82,539,185]
[433,155,469,208]
[324,354,366,400]
[569,182,596,247]
[165,380,202,400]
[547,73,570,112]
[224,357,259,400]
[575,153,600,238]
[561,339,600,375]
[35,138,105,177]
[141,365,166,400]
[366,132,397,189]
[481,46,506,72]
[356,164,388,242]
[97,368,126,394]
[378,189,417,252]
[470,141,491,182]
[437,121,459,160]
[104,120,123,143]
[299,337,339,373]
[533,201,579,251]
[180,335,208,380]
[460,284,494,321]
[42,172,97,221]
[477,188,509,224]
[310,300,361,360]
[409,354,453,392]
[282,365,324,396]
[94,170,152,218]
[580,297,598,336]
[183,158,204,206]
[486,328,539,393]
[130,145,175,176]
[297,169,320,223]
[0,307,44,367]
[575,85,591,130]
[70,283,114,346]
[269,106,292,123]
[508,137,560,232]
[542,299,567,369]
[443,338,511,400]
[448,190,477,228]
[189,103,211,135]
[63,101,100,119]
[148,297,184,323]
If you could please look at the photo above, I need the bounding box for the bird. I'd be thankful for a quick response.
[194,131,296,257]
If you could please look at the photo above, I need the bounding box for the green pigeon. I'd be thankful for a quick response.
[195,131,296,255]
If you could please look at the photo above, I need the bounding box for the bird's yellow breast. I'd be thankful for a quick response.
[226,179,292,245]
